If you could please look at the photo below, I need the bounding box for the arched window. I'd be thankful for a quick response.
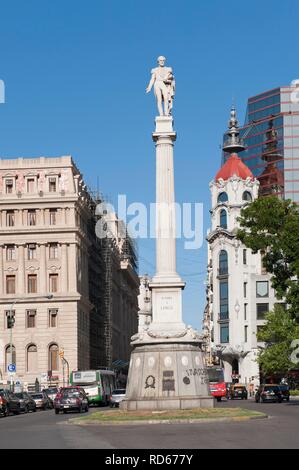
[242,191,252,202]
[48,343,59,371]
[27,344,37,372]
[5,345,16,370]
[219,250,228,275]
[217,192,228,203]
[219,209,227,229]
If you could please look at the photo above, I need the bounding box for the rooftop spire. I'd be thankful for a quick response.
[222,105,245,154]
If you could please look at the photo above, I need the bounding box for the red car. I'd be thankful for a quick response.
[0,391,9,417]
[55,386,86,399]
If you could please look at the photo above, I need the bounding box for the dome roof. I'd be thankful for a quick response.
[216,153,253,181]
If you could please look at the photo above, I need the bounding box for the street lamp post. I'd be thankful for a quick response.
[7,294,54,391]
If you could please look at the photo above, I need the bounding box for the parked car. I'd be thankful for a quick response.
[31,392,51,410]
[0,389,21,415]
[0,391,9,417]
[109,389,126,407]
[255,384,283,403]
[15,392,37,413]
[279,385,290,401]
[56,386,86,399]
[54,390,89,414]
[229,384,248,400]
[42,387,59,404]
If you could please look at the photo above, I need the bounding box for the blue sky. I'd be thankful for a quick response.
[0,0,298,329]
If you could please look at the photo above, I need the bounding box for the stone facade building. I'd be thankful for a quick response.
[0,156,139,389]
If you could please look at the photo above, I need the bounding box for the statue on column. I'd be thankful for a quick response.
[146,56,175,116]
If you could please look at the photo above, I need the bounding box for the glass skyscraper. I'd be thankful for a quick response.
[223,86,299,201]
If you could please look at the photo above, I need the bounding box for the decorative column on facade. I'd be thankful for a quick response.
[18,244,25,294]
[68,243,77,293]
[0,245,3,295]
[61,243,68,293]
[39,243,47,294]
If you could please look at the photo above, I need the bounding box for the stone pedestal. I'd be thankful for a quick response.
[121,115,214,410]
[121,339,212,411]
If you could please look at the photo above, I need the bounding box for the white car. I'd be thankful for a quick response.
[109,389,126,407]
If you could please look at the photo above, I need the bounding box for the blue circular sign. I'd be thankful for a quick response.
[7,364,16,372]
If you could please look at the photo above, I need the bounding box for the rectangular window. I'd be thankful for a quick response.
[28,274,37,293]
[26,310,36,328]
[6,275,15,294]
[49,209,57,225]
[220,324,229,343]
[5,310,15,329]
[49,274,58,293]
[49,309,58,327]
[243,249,247,265]
[243,282,247,298]
[244,325,248,343]
[27,210,36,226]
[6,245,16,261]
[256,303,269,320]
[27,178,35,193]
[256,281,269,298]
[27,244,36,260]
[219,280,229,319]
[5,179,13,194]
[6,210,15,227]
[244,303,247,321]
[49,243,58,259]
[49,177,57,192]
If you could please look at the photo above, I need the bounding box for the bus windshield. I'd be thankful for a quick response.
[207,368,224,383]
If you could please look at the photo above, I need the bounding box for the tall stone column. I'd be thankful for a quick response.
[149,117,185,331]
[153,117,177,279]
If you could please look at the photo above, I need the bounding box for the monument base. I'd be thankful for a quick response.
[121,341,214,411]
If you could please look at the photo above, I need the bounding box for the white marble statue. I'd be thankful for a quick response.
[146,56,175,116]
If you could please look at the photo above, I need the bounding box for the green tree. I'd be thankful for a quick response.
[257,305,299,375]
[237,196,299,319]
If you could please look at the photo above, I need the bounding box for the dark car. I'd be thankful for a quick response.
[54,390,89,414]
[279,385,290,401]
[0,389,21,415]
[15,392,37,413]
[31,392,51,410]
[255,384,283,403]
[229,384,248,400]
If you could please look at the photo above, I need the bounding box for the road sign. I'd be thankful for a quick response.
[7,364,16,373]
[40,373,48,382]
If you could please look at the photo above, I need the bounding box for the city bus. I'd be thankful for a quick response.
[207,366,227,402]
[70,369,116,406]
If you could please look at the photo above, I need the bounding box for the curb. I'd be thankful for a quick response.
[69,414,267,426]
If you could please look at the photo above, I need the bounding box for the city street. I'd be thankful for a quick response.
[0,398,298,449]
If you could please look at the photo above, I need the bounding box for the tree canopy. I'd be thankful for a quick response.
[256,305,299,374]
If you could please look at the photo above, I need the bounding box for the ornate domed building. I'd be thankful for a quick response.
[204,108,279,387]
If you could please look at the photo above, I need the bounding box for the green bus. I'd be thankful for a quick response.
[70,369,116,406]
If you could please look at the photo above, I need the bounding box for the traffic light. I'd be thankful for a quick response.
[59,350,64,359]
[7,315,15,328]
